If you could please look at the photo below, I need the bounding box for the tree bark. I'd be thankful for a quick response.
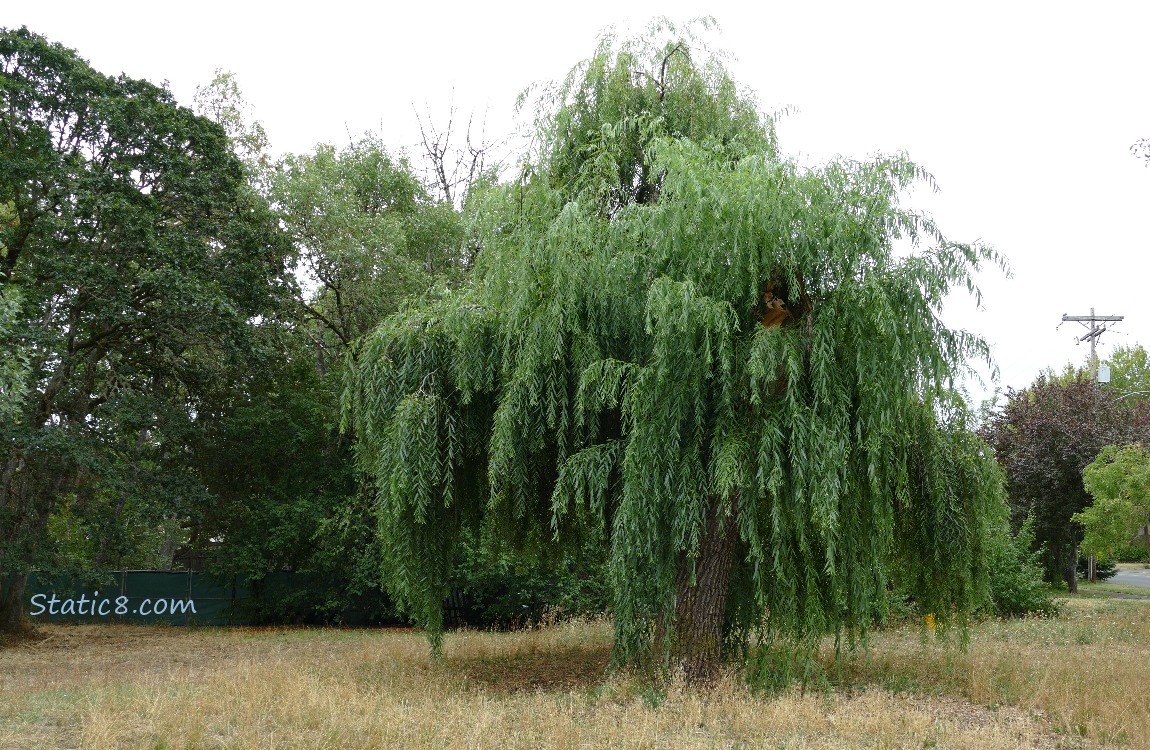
[668,492,738,683]
[1066,543,1079,594]
[0,449,61,634]
[0,571,29,634]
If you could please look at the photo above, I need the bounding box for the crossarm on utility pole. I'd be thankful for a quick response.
[1062,309,1124,381]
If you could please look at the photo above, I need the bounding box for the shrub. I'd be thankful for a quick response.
[448,530,609,629]
[985,515,1060,618]
[235,571,402,626]
[1077,555,1118,581]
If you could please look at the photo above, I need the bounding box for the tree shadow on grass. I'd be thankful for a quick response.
[446,641,612,693]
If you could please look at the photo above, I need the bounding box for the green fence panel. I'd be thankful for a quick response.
[25,571,245,625]
[24,570,394,626]
[190,574,246,625]
[121,571,199,625]
[26,572,127,623]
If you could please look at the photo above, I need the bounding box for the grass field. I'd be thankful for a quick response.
[1,596,1147,749]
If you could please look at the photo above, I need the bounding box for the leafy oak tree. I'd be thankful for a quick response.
[346,22,1006,681]
[0,28,292,631]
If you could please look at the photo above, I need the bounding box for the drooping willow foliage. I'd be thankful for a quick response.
[346,21,1007,669]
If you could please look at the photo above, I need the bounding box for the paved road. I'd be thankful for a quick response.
[1111,567,1150,589]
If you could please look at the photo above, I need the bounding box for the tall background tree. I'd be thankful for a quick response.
[185,133,469,621]
[346,21,1007,681]
[0,27,292,631]
[182,70,473,620]
[272,136,466,355]
[982,373,1149,591]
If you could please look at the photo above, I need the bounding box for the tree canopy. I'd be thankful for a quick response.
[1105,344,1150,404]
[346,22,1007,680]
[0,27,293,630]
[271,135,466,355]
[1077,444,1150,561]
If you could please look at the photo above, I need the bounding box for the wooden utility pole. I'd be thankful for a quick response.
[1061,308,1124,585]
[1062,309,1124,380]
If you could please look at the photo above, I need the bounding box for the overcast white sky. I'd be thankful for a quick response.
[6,0,1149,405]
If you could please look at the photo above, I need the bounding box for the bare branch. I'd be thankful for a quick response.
[414,101,496,209]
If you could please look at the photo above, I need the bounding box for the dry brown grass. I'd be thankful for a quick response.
[825,596,1150,749]
[0,600,1144,749]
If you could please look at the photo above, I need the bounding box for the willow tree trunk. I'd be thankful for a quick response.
[669,492,738,683]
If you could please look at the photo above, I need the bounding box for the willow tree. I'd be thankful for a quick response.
[347,22,1005,681]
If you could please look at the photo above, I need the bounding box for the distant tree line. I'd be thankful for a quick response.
[0,26,596,632]
[981,347,1150,592]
